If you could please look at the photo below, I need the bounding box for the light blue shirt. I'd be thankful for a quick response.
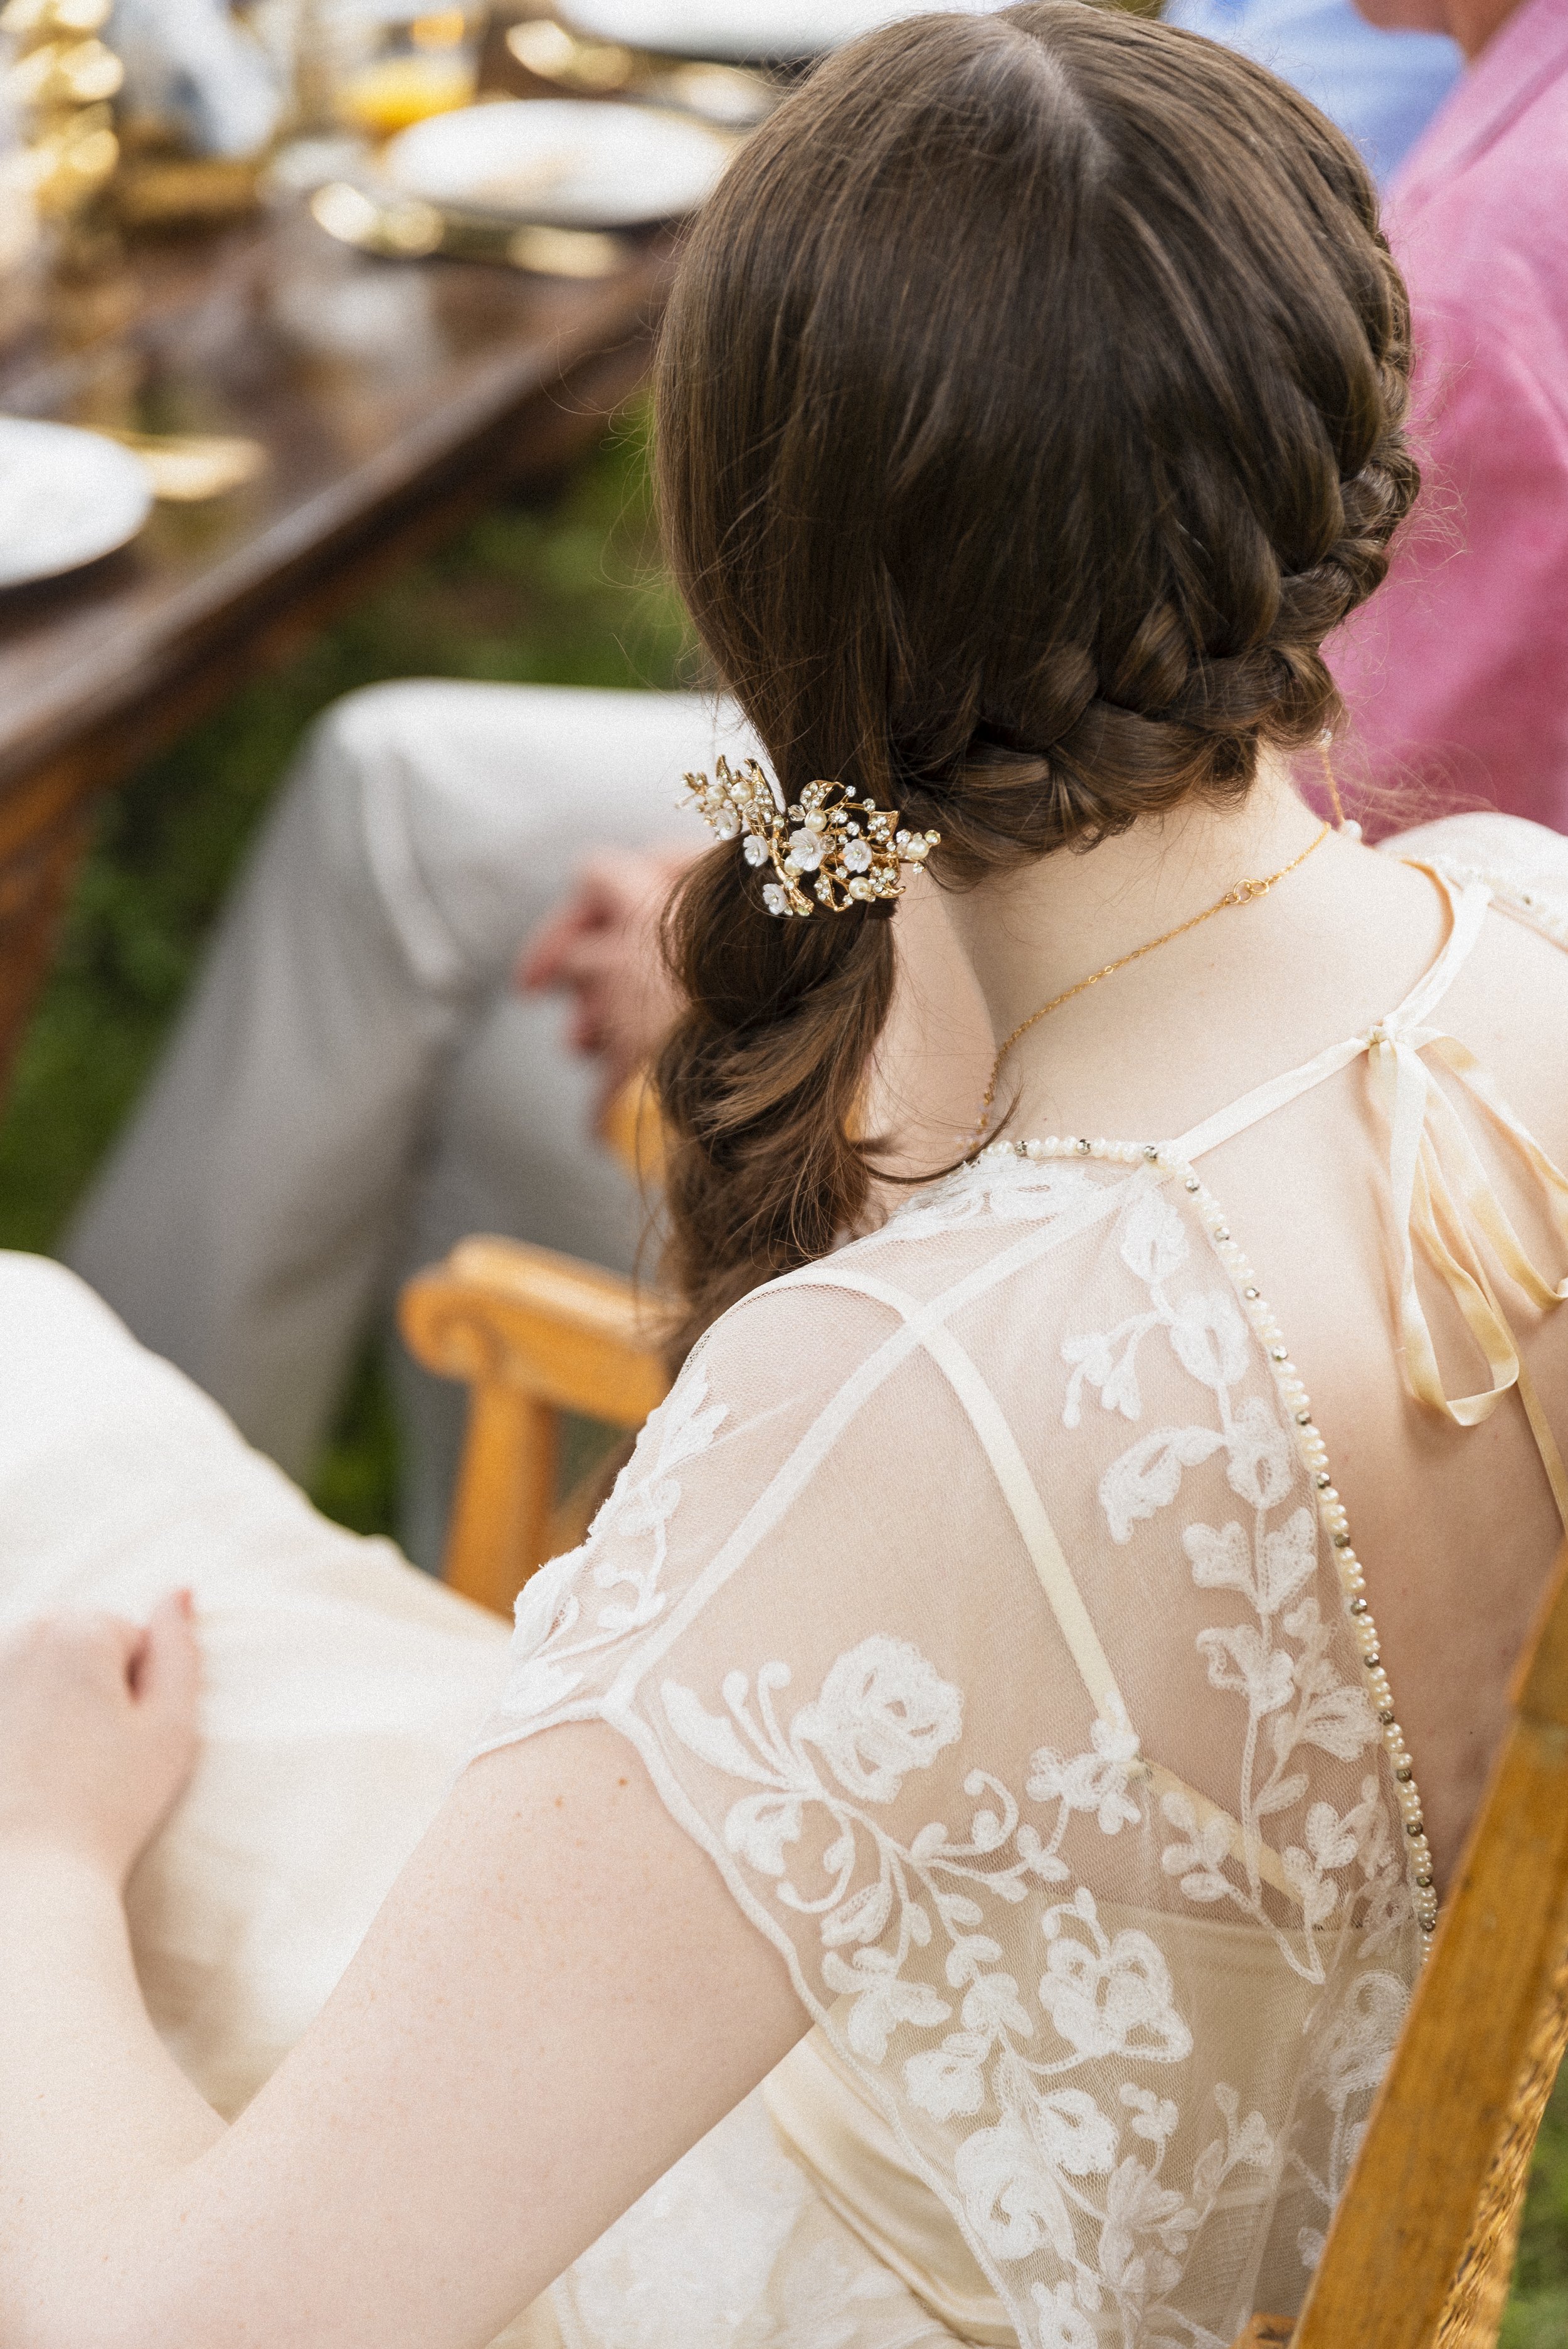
[1162,0,1463,183]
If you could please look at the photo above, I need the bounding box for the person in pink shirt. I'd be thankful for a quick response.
[1333,0,1568,824]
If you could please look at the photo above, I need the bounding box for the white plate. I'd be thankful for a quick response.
[0,418,154,591]
[380,100,733,226]
[559,0,1001,60]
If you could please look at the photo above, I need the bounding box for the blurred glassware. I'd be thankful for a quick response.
[0,0,123,233]
[0,46,45,342]
[328,3,483,137]
[111,0,283,157]
[105,0,289,223]
[249,0,336,134]
[255,0,482,152]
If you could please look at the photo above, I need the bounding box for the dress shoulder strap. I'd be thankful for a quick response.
[1391,863,1495,1026]
[1168,865,1568,1532]
[1170,867,1489,1165]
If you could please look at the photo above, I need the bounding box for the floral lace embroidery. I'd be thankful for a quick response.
[1289,1966,1409,2276]
[874,1153,1099,1243]
[1064,1190,1248,1448]
[1060,1187,1398,1978]
[493,1369,727,1721]
[660,1641,1276,2342]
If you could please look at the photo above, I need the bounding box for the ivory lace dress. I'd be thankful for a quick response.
[2,813,1564,2349]
[477,812,1568,2349]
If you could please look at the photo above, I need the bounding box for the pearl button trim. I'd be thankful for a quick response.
[975,1133,1439,1941]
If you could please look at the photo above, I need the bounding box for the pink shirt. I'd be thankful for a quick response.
[1328,0,1568,827]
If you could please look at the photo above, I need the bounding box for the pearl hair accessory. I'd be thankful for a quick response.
[679,756,940,918]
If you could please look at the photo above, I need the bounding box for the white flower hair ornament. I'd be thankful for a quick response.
[679,756,940,918]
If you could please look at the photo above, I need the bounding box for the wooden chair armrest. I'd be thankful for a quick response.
[401,1236,671,1426]
[398,1238,672,1616]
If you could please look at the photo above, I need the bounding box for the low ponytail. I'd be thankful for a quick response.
[655,840,898,1366]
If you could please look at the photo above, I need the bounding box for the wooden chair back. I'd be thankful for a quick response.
[398,1236,670,1618]
[1232,1539,1568,2348]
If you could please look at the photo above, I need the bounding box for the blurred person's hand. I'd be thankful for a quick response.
[518,847,699,1115]
[0,1593,200,1887]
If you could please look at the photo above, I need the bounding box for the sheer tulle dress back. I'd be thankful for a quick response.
[480,813,1568,2349]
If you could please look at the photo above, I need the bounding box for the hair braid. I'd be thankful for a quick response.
[655,847,897,1360]
[653,0,1418,1352]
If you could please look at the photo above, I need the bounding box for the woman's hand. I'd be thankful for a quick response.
[0,1592,201,1886]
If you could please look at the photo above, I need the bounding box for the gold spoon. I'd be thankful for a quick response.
[506,16,638,90]
[309,179,631,276]
[103,429,268,503]
[506,16,773,124]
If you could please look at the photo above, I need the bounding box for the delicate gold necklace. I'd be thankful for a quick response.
[973,820,1332,1142]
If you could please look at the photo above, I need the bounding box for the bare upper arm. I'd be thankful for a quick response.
[109,1724,810,2349]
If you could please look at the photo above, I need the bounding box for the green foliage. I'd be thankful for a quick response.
[308,1337,406,1541]
[1503,2069,1568,2345]
[0,406,688,1528]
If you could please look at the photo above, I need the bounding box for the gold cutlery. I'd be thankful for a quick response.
[103,430,268,503]
[507,16,637,90]
[309,179,632,276]
[506,17,774,125]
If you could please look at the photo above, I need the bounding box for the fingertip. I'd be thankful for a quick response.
[140,1593,203,1719]
[149,1587,203,1670]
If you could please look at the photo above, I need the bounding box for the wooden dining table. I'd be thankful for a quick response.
[0,200,675,1090]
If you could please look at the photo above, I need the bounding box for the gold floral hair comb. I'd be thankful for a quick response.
[679,756,940,918]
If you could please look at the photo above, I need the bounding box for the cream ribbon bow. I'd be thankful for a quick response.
[1367,1009,1568,1522]
[1170,867,1568,1527]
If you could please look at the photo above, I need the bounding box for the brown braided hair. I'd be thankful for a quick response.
[653,0,1417,1360]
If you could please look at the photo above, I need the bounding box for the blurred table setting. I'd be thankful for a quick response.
[0,0,999,1088]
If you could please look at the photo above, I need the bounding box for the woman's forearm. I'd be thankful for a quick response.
[0,1843,222,2346]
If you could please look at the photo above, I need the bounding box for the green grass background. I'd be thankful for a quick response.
[2,413,1563,2330]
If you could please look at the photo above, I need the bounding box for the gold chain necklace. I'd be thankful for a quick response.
[973,821,1332,1140]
